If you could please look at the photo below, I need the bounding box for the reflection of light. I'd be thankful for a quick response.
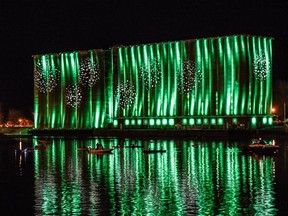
[31,138,278,215]
[19,141,22,150]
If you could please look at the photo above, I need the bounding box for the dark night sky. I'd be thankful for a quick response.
[1,0,288,116]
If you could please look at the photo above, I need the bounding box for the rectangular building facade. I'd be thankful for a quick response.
[33,35,273,129]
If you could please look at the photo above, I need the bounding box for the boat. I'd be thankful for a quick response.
[15,147,35,154]
[38,138,52,144]
[77,146,91,151]
[143,149,166,154]
[242,139,280,155]
[23,147,36,152]
[125,144,144,148]
[88,148,114,154]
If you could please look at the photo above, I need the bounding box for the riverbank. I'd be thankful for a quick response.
[1,126,287,140]
[0,127,32,137]
[28,126,288,139]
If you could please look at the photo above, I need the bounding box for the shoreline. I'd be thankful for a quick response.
[1,127,288,139]
[28,127,288,139]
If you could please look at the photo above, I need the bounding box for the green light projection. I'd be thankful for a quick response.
[113,35,272,126]
[34,50,106,129]
[34,35,273,129]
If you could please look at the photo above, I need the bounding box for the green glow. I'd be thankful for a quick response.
[137,119,142,125]
[189,118,195,125]
[196,118,202,125]
[131,119,136,125]
[34,50,106,129]
[113,119,118,127]
[262,117,267,124]
[156,119,161,126]
[218,118,224,125]
[162,118,168,125]
[203,118,209,125]
[124,119,130,126]
[268,117,273,125]
[149,119,155,126]
[169,119,175,126]
[211,118,216,125]
[31,139,278,215]
[182,118,188,125]
[34,35,273,129]
[251,117,257,127]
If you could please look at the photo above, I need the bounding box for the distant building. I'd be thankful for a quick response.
[33,35,273,130]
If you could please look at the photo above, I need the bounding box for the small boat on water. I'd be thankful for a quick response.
[143,149,166,154]
[23,147,36,152]
[125,144,144,148]
[242,139,280,155]
[88,148,114,154]
[38,139,52,144]
[15,147,36,154]
[77,146,91,151]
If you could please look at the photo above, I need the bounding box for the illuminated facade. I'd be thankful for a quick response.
[33,35,273,129]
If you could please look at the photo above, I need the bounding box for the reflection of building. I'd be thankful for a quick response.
[33,35,273,130]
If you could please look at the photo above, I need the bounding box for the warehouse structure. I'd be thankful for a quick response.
[33,35,273,130]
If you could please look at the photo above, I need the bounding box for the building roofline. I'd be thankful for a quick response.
[32,34,274,56]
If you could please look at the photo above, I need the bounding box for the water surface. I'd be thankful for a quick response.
[1,137,287,215]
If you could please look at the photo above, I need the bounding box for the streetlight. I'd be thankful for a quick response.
[18,118,22,126]
[272,107,276,115]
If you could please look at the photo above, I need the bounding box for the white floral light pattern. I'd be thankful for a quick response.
[65,85,83,108]
[79,57,101,88]
[115,81,136,109]
[34,57,60,93]
[177,60,202,93]
[139,59,161,90]
[253,51,270,81]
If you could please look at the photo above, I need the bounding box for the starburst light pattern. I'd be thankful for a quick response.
[177,60,202,93]
[65,85,83,108]
[34,57,60,93]
[115,81,136,109]
[79,57,101,88]
[253,51,270,81]
[139,59,162,90]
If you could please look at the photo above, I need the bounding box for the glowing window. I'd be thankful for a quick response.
[189,119,195,125]
[196,119,202,125]
[251,117,257,127]
[169,119,175,126]
[162,119,168,125]
[156,119,161,126]
[217,118,224,125]
[149,119,155,126]
[203,118,209,125]
[113,120,118,127]
[262,117,267,125]
[182,119,188,125]
[124,119,130,126]
[137,119,142,125]
[268,117,273,125]
[211,118,216,125]
[131,119,136,125]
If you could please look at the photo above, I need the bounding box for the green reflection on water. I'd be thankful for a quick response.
[32,139,277,215]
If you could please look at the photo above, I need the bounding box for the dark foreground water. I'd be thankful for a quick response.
[1,136,288,215]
